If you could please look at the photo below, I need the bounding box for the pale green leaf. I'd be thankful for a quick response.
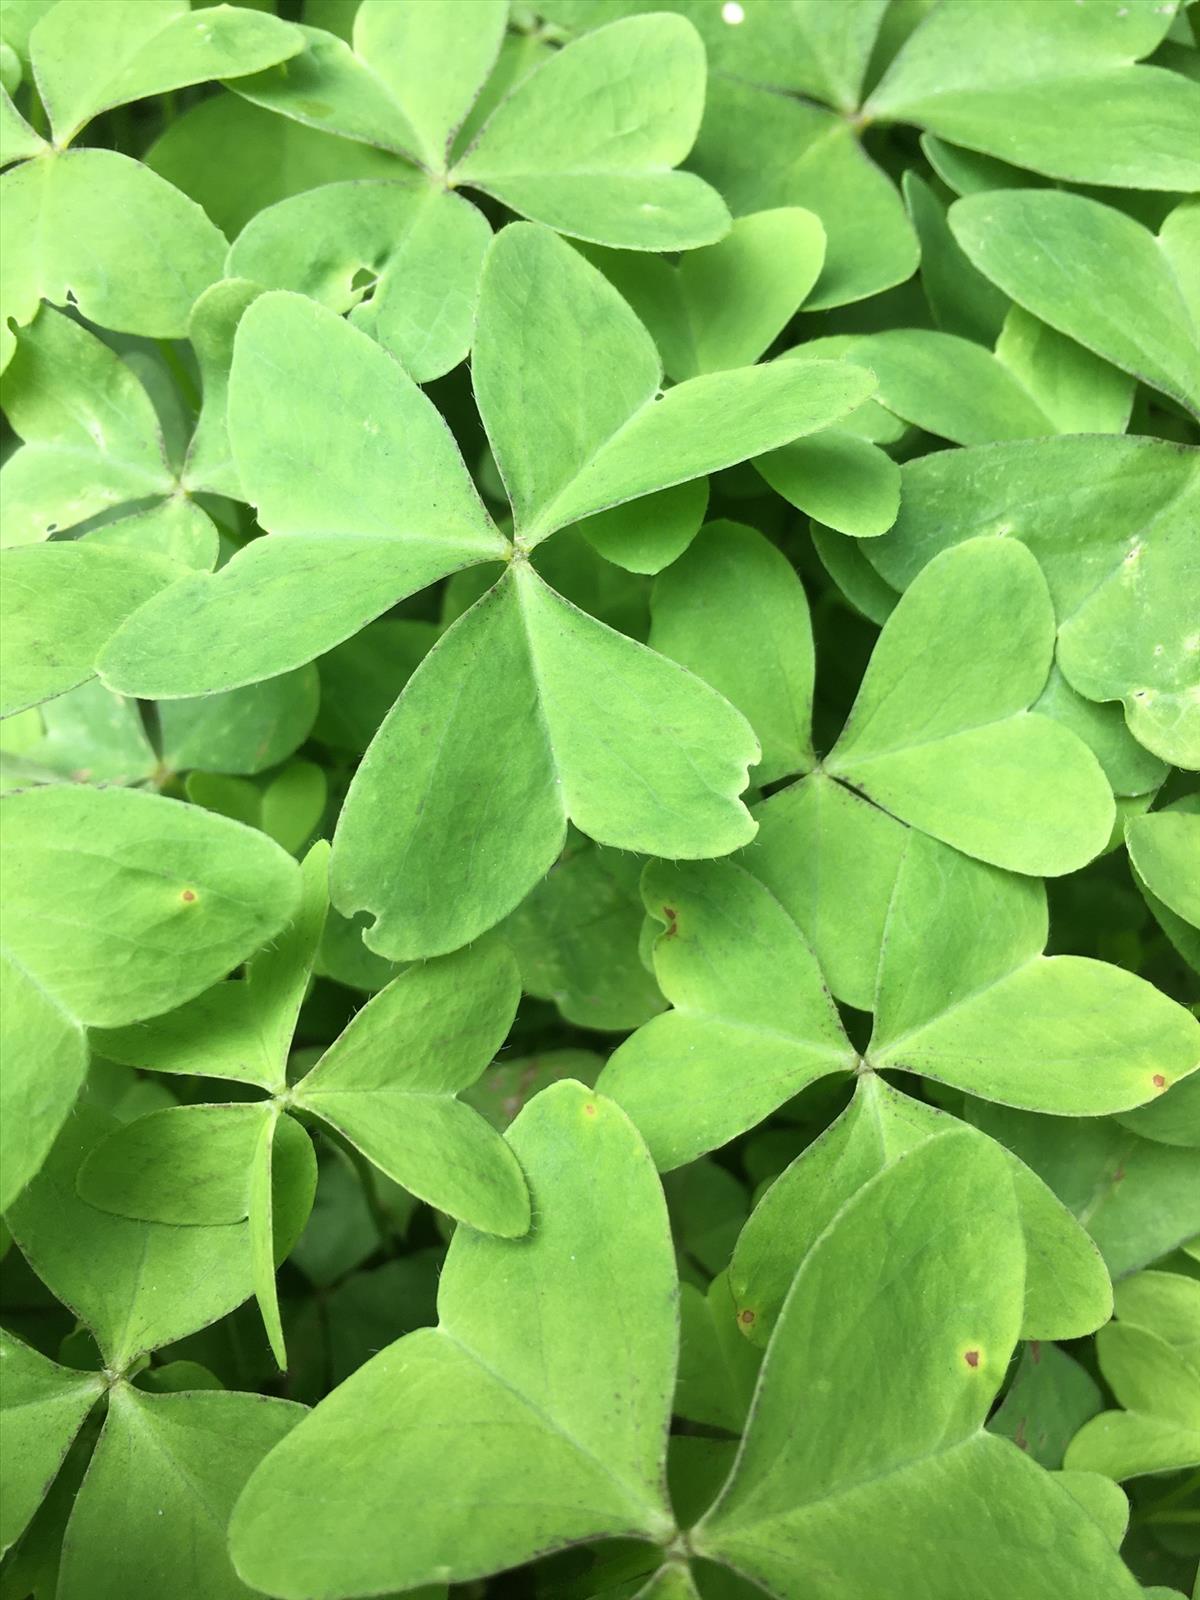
[993,307,1134,435]
[0,784,300,1027]
[587,208,826,380]
[598,860,855,1170]
[869,835,1200,1115]
[229,1084,678,1597]
[826,538,1115,875]
[332,563,757,959]
[863,436,1200,769]
[866,0,1196,190]
[0,1332,102,1556]
[950,189,1200,417]
[574,479,707,575]
[477,224,874,546]
[0,950,86,1211]
[650,521,815,784]
[0,150,226,372]
[157,666,319,777]
[93,841,330,1091]
[688,76,918,311]
[756,428,901,538]
[30,0,303,146]
[694,1132,1141,1599]
[56,1385,305,1600]
[729,1074,1112,1350]
[293,940,530,1237]
[1127,808,1200,931]
[453,15,727,250]
[226,179,490,382]
[743,769,909,1011]
[988,1344,1104,1470]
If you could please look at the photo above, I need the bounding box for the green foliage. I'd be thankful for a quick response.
[1,3,1198,1597]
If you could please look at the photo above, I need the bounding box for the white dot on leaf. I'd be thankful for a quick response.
[722,2,745,24]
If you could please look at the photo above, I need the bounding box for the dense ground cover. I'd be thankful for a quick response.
[1,2,1198,1597]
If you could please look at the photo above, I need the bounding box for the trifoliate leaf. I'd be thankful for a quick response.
[0,1332,103,1556]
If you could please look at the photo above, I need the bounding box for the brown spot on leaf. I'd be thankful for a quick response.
[739,1309,756,1327]
[180,889,197,903]
[964,1349,980,1369]
[1152,1073,1167,1090]
[583,1102,597,1118]
[1029,1340,1041,1365]
[662,906,678,939]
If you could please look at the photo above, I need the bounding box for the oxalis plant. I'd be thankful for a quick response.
[1,3,1199,1599]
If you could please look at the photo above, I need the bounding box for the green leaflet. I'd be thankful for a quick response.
[1126,806,1200,932]
[476,223,874,545]
[865,0,1197,191]
[728,1074,1112,1349]
[235,10,728,248]
[226,178,490,381]
[869,834,1200,1116]
[0,951,86,1211]
[228,1083,679,1597]
[950,191,1200,419]
[688,75,918,311]
[145,91,411,239]
[0,785,300,1027]
[968,1103,1200,1279]
[1066,1317,1200,1482]
[56,1385,305,1600]
[862,436,1200,769]
[99,290,506,696]
[743,769,909,1012]
[0,1332,103,1555]
[756,427,901,539]
[6,1102,313,1368]
[825,537,1116,875]
[83,849,529,1249]
[690,1132,1141,1600]
[598,860,856,1170]
[649,521,816,785]
[0,149,225,371]
[989,1344,1104,1470]
[332,563,759,960]
[585,207,827,380]
[574,479,708,576]
[0,306,173,545]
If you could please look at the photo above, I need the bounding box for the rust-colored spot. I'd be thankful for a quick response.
[739,1309,756,1327]
[1152,1073,1167,1090]
[583,1102,597,1118]
[964,1349,980,1369]
[1013,1419,1028,1452]
[1029,1340,1041,1365]
[662,906,678,939]
[180,889,197,903]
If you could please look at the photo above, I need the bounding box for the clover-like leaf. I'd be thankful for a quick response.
[692,1130,1142,1599]
[826,537,1115,874]
[649,520,815,785]
[476,223,874,545]
[574,479,708,576]
[969,1101,1200,1279]
[0,784,300,1028]
[869,834,1200,1115]
[0,307,173,546]
[1126,804,1200,934]
[0,1332,103,1557]
[226,178,490,381]
[7,1102,312,1369]
[586,207,826,379]
[865,0,1198,191]
[1066,1319,1200,1482]
[756,424,901,538]
[332,562,759,959]
[0,150,225,371]
[862,436,1200,768]
[0,950,86,1212]
[598,860,856,1171]
[743,770,909,1012]
[99,291,507,697]
[988,1343,1104,1470]
[689,75,918,311]
[55,1384,305,1600]
[950,191,1200,418]
[451,14,728,248]
[229,1083,678,1598]
[728,1073,1112,1351]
